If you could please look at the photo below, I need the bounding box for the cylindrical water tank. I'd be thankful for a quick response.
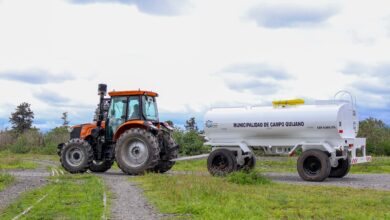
[204,102,358,144]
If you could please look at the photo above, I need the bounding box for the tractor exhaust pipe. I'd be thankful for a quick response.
[97,84,107,128]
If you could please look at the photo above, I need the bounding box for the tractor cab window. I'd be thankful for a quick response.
[142,96,158,121]
[107,97,127,136]
[128,96,140,120]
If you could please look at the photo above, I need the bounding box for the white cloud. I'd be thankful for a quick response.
[247,3,338,28]
[1,0,390,130]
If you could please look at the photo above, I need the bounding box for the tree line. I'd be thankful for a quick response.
[358,117,390,155]
[1,102,390,156]
[0,102,70,154]
[0,103,209,155]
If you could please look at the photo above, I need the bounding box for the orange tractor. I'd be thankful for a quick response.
[58,84,178,174]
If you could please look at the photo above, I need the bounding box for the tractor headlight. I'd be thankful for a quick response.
[67,127,74,133]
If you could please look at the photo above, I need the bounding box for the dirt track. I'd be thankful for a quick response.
[96,171,162,220]
[0,159,160,220]
[0,168,49,211]
[24,160,162,220]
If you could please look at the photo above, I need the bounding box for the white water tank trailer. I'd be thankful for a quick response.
[204,91,371,181]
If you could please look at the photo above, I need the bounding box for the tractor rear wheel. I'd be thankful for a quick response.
[89,160,114,173]
[60,139,93,173]
[115,128,160,175]
[297,150,331,182]
[329,157,350,178]
[152,133,178,173]
[207,149,237,176]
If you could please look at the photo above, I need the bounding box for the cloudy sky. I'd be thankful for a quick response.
[1,0,390,131]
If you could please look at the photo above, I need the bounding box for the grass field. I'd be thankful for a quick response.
[134,173,390,219]
[0,174,108,220]
[0,173,14,192]
[0,150,60,170]
[172,156,390,174]
[350,157,390,173]
[1,150,389,219]
[0,152,36,170]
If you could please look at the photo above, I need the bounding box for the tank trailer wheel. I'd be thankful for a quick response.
[240,154,256,172]
[297,150,331,182]
[207,149,237,176]
[89,160,114,173]
[329,157,351,178]
[152,133,178,173]
[115,128,160,175]
[60,139,93,173]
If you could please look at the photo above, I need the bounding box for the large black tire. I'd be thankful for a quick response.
[152,133,178,173]
[329,157,351,178]
[60,139,93,173]
[240,154,256,172]
[207,149,237,176]
[297,150,331,182]
[89,160,114,173]
[115,128,160,175]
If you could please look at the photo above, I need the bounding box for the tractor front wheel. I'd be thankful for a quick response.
[115,128,160,175]
[60,139,93,173]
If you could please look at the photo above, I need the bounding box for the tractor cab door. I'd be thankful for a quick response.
[107,97,127,140]
[106,96,141,140]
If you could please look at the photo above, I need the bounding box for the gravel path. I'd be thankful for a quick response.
[97,170,162,220]
[24,159,162,219]
[265,173,390,191]
[0,168,49,211]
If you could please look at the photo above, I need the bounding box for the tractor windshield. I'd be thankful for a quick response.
[142,96,158,121]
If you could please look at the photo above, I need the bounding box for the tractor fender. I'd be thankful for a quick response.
[113,120,157,141]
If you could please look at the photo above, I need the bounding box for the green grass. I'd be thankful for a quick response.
[172,156,390,174]
[172,159,207,172]
[0,150,60,170]
[133,173,390,219]
[0,174,108,220]
[171,157,299,173]
[351,157,390,173]
[0,173,15,192]
[226,171,272,185]
[255,157,297,173]
[0,152,36,170]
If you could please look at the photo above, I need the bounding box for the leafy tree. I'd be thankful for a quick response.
[185,117,198,132]
[358,117,390,155]
[9,102,34,133]
[173,117,209,155]
[61,112,70,127]
[173,129,209,156]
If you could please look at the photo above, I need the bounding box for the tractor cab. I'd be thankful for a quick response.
[106,91,159,141]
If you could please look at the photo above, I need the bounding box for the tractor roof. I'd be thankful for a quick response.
[108,90,158,97]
